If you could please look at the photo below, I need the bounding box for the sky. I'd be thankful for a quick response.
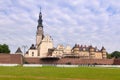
[0,0,120,53]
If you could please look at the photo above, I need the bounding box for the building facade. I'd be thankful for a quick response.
[24,11,107,59]
[25,11,54,58]
[51,44,107,59]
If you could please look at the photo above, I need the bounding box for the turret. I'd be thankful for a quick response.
[89,45,95,52]
[101,46,107,59]
[101,46,106,53]
[73,44,80,54]
[89,45,95,59]
[15,47,23,54]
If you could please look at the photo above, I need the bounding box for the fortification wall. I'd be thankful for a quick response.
[24,57,40,64]
[0,54,23,64]
[24,57,114,65]
[0,54,119,65]
[57,58,114,65]
[113,59,120,65]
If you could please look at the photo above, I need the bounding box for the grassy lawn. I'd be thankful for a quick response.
[0,66,120,80]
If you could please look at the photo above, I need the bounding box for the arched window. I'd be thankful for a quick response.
[32,52,34,56]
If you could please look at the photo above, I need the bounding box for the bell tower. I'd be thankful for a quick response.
[36,9,44,48]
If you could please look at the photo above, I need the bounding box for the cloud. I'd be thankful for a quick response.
[0,0,120,53]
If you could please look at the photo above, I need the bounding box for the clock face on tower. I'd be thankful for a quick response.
[38,27,42,30]
[37,27,43,35]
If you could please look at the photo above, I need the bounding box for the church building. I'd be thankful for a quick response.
[25,11,54,58]
[24,11,107,59]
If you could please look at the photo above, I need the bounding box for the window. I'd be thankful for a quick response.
[32,52,34,56]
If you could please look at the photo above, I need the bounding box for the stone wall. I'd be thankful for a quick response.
[24,57,114,65]
[113,59,120,65]
[24,58,40,64]
[0,54,23,64]
[57,58,114,65]
[0,54,119,65]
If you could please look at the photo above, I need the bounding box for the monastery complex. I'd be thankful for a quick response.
[18,11,107,59]
[1,10,120,65]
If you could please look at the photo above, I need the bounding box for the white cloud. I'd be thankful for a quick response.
[0,0,120,53]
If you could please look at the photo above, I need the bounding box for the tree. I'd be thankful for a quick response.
[107,53,112,59]
[0,44,10,53]
[111,51,120,59]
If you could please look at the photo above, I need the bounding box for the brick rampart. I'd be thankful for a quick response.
[0,54,23,64]
[113,59,120,65]
[0,54,119,65]
[24,57,114,65]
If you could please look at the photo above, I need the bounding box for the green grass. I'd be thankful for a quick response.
[0,66,120,80]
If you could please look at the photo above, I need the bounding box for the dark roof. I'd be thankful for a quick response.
[15,47,22,53]
[72,44,103,52]
[101,46,106,51]
[30,44,36,49]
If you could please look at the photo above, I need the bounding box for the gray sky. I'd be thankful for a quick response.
[0,0,120,53]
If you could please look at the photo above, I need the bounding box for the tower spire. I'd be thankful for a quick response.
[37,7,43,28]
[36,8,44,48]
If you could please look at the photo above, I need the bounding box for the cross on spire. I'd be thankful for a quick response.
[40,7,41,13]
